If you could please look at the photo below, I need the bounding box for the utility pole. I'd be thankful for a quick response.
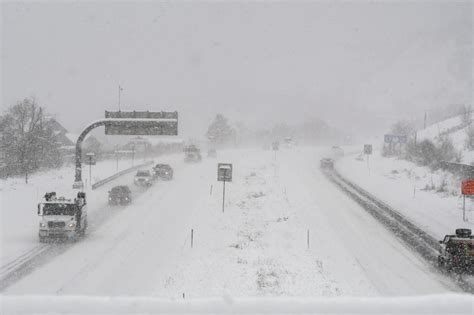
[424,110,427,129]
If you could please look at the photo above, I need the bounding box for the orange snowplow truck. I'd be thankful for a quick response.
[438,228,474,273]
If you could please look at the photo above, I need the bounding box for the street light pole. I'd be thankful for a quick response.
[118,85,123,111]
[115,145,119,171]
[132,145,135,166]
[89,156,92,188]
[85,152,95,189]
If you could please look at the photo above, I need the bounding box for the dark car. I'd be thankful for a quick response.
[108,185,132,205]
[320,158,334,170]
[153,164,174,180]
[438,228,474,273]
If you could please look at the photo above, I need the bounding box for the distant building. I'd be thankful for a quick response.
[46,117,100,161]
[47,117,74,147]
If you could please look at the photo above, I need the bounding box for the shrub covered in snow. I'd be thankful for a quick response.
[404,137,461,169]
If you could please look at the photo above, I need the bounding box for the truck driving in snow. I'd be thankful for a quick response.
[37,192,88,242]
[438,228,474,273]
[184,145,202,163]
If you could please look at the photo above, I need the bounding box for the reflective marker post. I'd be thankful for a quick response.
[463,195,466,222]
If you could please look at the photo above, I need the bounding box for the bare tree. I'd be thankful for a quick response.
[0,98,61,182]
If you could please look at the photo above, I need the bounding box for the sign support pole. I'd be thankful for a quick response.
[463,195,466,222]
[222,178,226,213]
[366,154,370,174]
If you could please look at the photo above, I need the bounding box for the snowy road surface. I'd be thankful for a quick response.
[3,148,458,297]
[0,157,144,264]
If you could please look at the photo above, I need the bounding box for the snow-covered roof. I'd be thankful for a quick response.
[65,133,94,144]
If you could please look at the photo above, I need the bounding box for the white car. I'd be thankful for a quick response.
[134,170,153,186]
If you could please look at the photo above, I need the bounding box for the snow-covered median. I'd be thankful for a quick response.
[336,151,473,240]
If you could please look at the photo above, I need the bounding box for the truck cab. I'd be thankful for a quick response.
[37,192,88,242]
[438,228,474,273]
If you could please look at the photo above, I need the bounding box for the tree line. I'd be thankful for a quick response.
[205,113,345,147]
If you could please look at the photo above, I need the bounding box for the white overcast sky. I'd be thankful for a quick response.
[1,0,472,138]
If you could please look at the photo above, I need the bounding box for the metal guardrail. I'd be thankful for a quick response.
[91,160,154,190]
[439,161,474,179]
[326,168,474,293]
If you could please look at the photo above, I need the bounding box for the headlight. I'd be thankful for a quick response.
[68,222,76,228]
[125,197,129,200]
[39,222,46,228]
[109,197,112,200]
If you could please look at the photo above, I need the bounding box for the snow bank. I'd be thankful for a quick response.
[1,294,472,314]
[417,115,464,142]
[415,113,474,164]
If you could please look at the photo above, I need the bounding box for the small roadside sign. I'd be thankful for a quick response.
[85,152,96,165]
[364,144,373,155]
[462,180,474,195]
[218,163,233,182]
[218,163,233,213]
[272,142,279,151]
[461,180,474,222]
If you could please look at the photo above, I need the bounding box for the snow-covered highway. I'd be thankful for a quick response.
[2,148,460,297]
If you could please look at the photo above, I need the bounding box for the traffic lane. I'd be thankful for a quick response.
[4,155,215,295]
[277,148,455,295]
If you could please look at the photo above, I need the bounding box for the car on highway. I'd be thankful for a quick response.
[320,158,334,170]
[207,148,217,157]
[108,185,132,205]
[438,228,474,273]
[134,170,153,187]
[153,164,173,180]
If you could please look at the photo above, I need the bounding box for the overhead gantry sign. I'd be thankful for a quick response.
[73,111,178,189]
